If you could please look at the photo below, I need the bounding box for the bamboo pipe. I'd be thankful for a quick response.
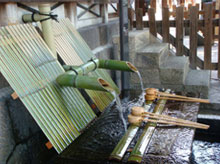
[145,88,210,103]
[128,115,209,129]
[38,4,57,57]
[56,71,114,92]
[63,58,138,74]
[131,107,209,128]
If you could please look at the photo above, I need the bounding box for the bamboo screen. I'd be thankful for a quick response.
[0,24,96,153]
[53,19,119,112]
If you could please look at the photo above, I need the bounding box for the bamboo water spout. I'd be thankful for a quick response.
[56,71,114,92]
[63,58,138,74]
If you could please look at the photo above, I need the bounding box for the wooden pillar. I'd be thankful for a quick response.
[189,6,198,69]
[0,3,18,26]
[64,2,77,26]
[218,7,220,78]
[128,8,134,30]
[176,6,184,56]
[148,8,157,37]
[162,7,170,43]
[162,0,168,8]
[100,3,108,23]
[204,3,213,70]
[136,8,143,30]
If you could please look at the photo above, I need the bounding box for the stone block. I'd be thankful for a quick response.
[113,29,150,52]
[0,101,15,164]
[8,98,40,142]
[135,43,169,68]
[160,56,189,85]
[0,72,9,89]
[130,68,161,86]
[185,70,210,99]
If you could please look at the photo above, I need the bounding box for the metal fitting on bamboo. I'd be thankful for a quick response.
[56,71,114,92]
[63,58,138,73]
[38,4,57,57]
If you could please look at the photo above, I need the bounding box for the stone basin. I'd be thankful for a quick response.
[0,87,199,163]
[55,101,199,164]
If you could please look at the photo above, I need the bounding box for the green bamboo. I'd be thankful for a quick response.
[110,101,153,161]
[99,59,138,72]
[38,4,57,57]
[52,19,119,111]
[56,71,114,92]
[0,24,96,153]
[63,58,138,74]
[22,13,43,23]
[128,89,170,163]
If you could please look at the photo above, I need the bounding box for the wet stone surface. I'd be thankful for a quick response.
[56,101,199,164]
[191,140,220,164]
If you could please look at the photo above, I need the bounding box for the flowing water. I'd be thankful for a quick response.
[136,71,146,106]
[110,71,145,131]
[111,91,127,131]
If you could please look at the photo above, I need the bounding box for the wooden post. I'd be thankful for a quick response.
[176,6,184,56]
[162,0,168,8]
[162,7,170,43]
[150,0,156,11]
[218,8,220,78]
[148,8,157,37]
[189,6,198,69]
[136,8,143,30]
[128,8,134,30]
[204,3,213,69]
[100,3,108,23]
[0,3,18,26]
[64,2,77,26]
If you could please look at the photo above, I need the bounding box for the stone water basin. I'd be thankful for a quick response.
[55,100,199,164]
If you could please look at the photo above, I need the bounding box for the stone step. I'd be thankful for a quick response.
[159,56,190,85]
[113,29,159,53]
[184,69,210,98]
[135,43,169,68]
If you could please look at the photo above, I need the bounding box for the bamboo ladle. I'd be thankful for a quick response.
[128,114,209,129]
[131,107,209,129]
[145,88,210,103]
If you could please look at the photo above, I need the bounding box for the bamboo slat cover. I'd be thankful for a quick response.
[0,24,96,153]
[53,19,119,111]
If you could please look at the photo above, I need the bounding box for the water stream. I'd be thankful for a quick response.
[136,71,145,106]
[111,91,127,131]
[111,71,145,131]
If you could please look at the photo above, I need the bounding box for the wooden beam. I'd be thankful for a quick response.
[176,6,184,56]
[189,6,198,69]
[162,7,170,43]
[218,7,220,78]
[148,8,157,36]
[136,8,143,30]
[64,2,77,26]
[204,3,213,70]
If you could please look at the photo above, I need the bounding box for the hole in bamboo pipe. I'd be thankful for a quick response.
[126,62,138,72]
[98,78,114,92]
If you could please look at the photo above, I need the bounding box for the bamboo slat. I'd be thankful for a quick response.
[52,18,118,111]
[0,24,96,153]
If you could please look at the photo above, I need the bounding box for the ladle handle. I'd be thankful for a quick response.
[143,118,209,129]
[143,112,208,128]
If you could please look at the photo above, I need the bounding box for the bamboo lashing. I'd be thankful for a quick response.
[0,24,96,153]
[145,88,210,103]
[129,107,209,129]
